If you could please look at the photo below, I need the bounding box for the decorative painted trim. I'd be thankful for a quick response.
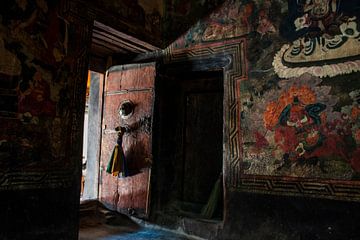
[0,171,74,190]
[164,37,248,195]
[236,176,360,201]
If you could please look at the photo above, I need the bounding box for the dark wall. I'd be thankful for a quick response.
[221,191,360,240]
[0,0,90,238]
[162,0,225,46]
[0,188,79,240]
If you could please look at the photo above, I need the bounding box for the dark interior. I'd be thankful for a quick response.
[153,70,224,221]
[2,0,360,239]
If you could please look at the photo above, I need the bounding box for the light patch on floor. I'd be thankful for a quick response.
[79,200,195,240]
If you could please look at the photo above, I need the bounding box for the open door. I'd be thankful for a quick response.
[99,63,155,219]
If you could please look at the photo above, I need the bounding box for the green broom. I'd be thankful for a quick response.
[201,174,222,219]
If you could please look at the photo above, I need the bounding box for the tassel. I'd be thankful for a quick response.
[106,146,116,174]
[111,145,120,176]
[106,128,128,177]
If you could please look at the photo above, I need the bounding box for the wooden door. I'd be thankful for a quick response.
[183,91,223,204]
[99,63,155,218]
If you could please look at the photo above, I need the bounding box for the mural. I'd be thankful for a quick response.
[241,73,360,179]
[240,0,360,180]
[0,0,83,172]
[274,0,360,78]
[170,0,284,48]
[167,0,360,198]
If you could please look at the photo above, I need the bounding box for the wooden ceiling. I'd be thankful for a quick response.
[91,21,159,58]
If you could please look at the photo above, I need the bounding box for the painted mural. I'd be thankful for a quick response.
[241,73,360,179]
[170,0,284,48]
[274,0,360,78]
[168,0,360,182]
[0,0,81,171]
[241,0,360,180]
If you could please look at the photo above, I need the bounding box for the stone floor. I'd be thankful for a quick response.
[78,200,196,240]
[89,227,194,240]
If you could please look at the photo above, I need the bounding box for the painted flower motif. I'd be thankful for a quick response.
[340,19,360,38]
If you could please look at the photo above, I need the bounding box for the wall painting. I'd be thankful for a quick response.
[167,0,360,200]
[241,0,360,182]
[0,0,89,189]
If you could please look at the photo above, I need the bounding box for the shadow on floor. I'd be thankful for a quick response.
[79,200,194,240]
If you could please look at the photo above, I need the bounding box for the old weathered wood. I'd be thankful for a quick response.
[99,63,155,219]
[183,92,223,204]
[83,72,104,200]
[107,63,155,91]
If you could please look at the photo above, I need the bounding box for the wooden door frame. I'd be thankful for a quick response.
[85,17,160,202]
[101,38,247,224]
[82,71,105,200]
[155,38,247,224]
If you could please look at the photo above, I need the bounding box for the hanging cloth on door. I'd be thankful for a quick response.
[106,127,128,177]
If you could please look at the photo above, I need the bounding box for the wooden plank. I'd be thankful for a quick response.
[99,64,155,218]
[92,30,146,53]
[94,21,159,51]
[101,91,153,132]
[92,38,128,53]
[106,65,155,92]
[117,169,150,217]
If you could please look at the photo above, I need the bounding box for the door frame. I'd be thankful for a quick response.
[85,19,160,202]
[95,38,247,225]
[153,38,247,224]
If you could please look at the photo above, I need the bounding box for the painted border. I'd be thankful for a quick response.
[164,37,247,198]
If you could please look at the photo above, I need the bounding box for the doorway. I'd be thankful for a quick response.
[81,20,159,202]
[81,71,104,200]
[154,70,224,221]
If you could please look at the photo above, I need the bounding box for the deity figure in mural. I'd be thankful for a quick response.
[256,9,276,37]
[276,97,327,171]
[293,0,351,39]
[305,0,334,16]
[263,84,328,172]
[274,0,360,79]
[252,75,360,177]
